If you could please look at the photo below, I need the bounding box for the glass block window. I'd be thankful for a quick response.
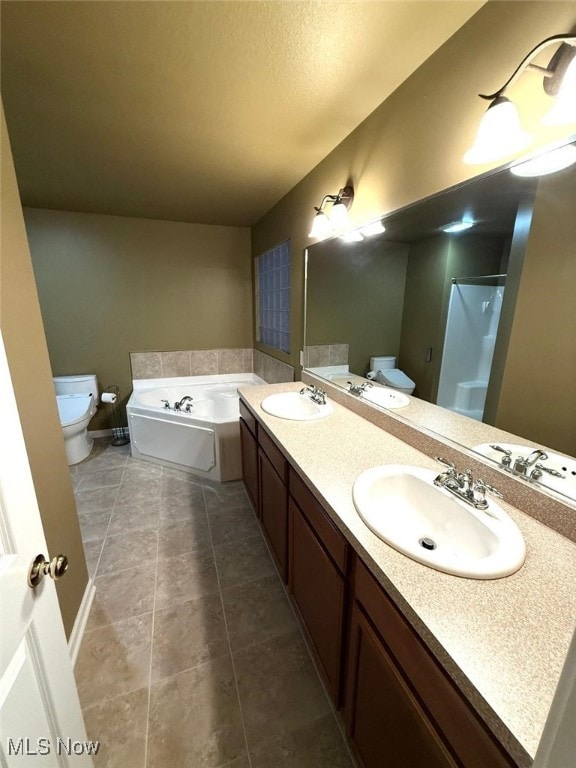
[256,241,290,354]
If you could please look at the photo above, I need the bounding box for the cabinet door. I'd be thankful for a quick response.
[259,448,288,581]
[347,604,458,768]
[289,498,347,705]
[240,418,258,514]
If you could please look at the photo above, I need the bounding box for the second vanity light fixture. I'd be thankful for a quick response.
[464,33,576,165]
[308,185,354,239]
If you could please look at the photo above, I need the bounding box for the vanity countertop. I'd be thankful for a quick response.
[238,381,576,765]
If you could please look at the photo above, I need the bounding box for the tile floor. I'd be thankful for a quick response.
[72,439,355,768]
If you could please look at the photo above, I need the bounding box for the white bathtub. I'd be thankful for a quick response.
[126,373,266,482]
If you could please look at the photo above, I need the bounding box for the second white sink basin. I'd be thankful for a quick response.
[362,386,410,409]
[352,464,525,579]
[261,392,333,421]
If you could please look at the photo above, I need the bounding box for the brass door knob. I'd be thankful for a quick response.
[28,553,69,588]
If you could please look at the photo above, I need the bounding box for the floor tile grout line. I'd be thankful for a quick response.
[83,607,155,636]
[202,481,254,768]
[143,469,166,768]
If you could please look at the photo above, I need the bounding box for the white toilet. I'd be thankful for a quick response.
[368,356,415,395]
[53,375,99,465]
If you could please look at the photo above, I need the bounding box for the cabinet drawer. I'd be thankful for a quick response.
[259,427,288,484]
[354,558,517,768]
[289,467,348,574]
[239,400,257,437]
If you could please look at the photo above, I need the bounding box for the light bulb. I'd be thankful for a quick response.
[464,96,531,164]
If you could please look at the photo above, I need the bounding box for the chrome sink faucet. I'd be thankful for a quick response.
[299,386,327,405]
[347,381,373,396]
[434,457,503,511]
[512,448,548,476]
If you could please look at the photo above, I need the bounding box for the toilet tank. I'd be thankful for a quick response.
[53,375,99,405]
[370,356,396,371]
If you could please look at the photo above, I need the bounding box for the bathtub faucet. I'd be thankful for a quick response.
[174,396,193,413]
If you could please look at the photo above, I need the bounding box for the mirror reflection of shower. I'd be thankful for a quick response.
[437,275,506,421]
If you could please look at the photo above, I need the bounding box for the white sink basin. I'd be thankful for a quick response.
[362,386,410,409]
[473,443,576,503]
[352,464,525,579]
[260,392,333,421]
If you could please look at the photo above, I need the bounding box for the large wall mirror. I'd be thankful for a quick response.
[304,139,576,506]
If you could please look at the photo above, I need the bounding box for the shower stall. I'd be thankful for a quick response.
[436,275,506,422]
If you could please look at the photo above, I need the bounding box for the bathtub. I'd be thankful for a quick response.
[126,373,266,482]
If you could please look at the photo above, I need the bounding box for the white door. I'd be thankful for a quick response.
[0,331,94,766]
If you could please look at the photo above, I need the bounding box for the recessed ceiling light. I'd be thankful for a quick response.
[441,219,475,234]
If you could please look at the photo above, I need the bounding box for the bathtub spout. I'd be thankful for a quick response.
[174,395,193,412]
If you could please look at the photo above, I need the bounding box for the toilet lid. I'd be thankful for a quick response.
[378,368,414,388]
[56,394,93,427]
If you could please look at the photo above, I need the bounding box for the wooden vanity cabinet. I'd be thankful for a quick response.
[288,468,349,705]
[347,558,518,768]
[238,399,521,768]
[239,401,258,514]
[258,427,289,582]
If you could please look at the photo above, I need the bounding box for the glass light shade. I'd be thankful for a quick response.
[360,221,386,236]
[510,144,576,176]
[340,231,363,243]
[308,210,332,239]
[463,97,531,164]
[542,54,576,126]
[329,200,351,230]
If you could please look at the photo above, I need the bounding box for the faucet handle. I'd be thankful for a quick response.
[435,457,456,472]
[474,479,503,499]
[531,463,565,479]
[490,444,511,456]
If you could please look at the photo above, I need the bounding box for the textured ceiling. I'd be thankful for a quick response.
[1,1,484,226]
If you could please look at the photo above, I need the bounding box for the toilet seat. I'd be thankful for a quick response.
[376,368,415,390]
[56,394,94,427]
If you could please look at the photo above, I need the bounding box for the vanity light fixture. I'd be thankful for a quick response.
[510,142,576,177]
[340,231,364,243]
[360,220,386,236]
[464,33,576,165]
[308,185,354,239]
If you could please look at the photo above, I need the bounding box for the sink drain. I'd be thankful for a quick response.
[419,537,437,550]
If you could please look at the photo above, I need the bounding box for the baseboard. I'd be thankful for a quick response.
[68,578,96,667]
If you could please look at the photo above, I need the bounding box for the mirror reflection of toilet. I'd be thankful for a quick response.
[368,356,415,395]
[53,375,99,465]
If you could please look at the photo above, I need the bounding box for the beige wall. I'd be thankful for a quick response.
[306,237,408,375]
[494,170,576,455]
[25,209,252,428]
[1,106,88,637]
[252,1,576,376]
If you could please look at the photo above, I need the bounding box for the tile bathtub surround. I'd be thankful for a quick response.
[72,439,353,768]
[252,349,294,384]
[303,344,349,369]
[129,347,293,383]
